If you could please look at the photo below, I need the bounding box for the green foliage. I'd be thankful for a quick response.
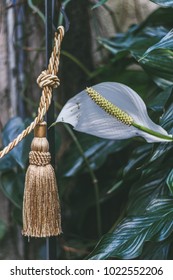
[0,117,32,224]
[1,117,33,169]
[1,2,173,260]
[98,10,173,89]
[0,171,24,209]
[58,132,128,177]
[56,6,173,259]
[166,169,173,195]
[82,6,173,260]
[88,199,173,259]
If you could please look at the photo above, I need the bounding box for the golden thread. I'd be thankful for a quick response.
[22,163,62,237]
[86,87,133,126]
[22,123,62,237]
[29,151,51,166]
[0,26,64,159]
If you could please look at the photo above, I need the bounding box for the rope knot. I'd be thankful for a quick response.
[37,70,60,89]
[29,151,51,166]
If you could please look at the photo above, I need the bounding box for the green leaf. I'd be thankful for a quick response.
[148,86,173,112]
[98,12,173,89]
[141,29,173,59]
[150,0,173,7]
[58,132,125,177]
[0,153,17,171]
[133,49,173,89]
[127,171,167,215]
[147,86,172,112]
[2,117,32,169]
[149,142,172,163]
[124,144,152,175]
[0,171,24,209]
[99,26,167,55]
[92,0,108,9]
[2,117,25,169]
[137,240,170,260]
[98,8,173,59]
[87,199,173,259]
[160,104,173,130]
[166,169,173,195]
[0,220,7,240]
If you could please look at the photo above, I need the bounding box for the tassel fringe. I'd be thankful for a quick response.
[22,122,62,237]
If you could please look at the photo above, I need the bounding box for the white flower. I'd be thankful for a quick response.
[56,82,172,143]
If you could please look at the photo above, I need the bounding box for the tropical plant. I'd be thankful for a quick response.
[0,0,173,260]
[55,2,173,260]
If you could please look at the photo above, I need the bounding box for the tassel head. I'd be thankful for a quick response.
[22,122,62,237]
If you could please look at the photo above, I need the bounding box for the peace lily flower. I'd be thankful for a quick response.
[56,82,172,143]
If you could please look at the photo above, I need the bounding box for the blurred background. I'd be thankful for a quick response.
[0,0,173,260]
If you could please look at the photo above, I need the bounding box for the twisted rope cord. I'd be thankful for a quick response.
[0,26,64,159]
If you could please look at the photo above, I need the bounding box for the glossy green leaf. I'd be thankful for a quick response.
[88,199,173,259]
[138,240,170,260]
[133,49,173,88]
[98,8,173,61]
[166,169,173,195]
[99,26,167,55]
[0,171,24,209]
[58,132,126,177]
[98,12,173,89]
[148,106,173,163]
[150,0,173,7]
[107,180,123,195]
[0,153,17,171]
[142,29,173,58]
[123,144,152,175]
[2,117,25,169]
[127,171,167,215]
[149,142,172,162]
[160,104,173,130]
[2,117,33,169]
[100,30,173,89]
[148,86,173,112]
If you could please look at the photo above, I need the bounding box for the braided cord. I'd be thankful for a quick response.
[0,26,64,159]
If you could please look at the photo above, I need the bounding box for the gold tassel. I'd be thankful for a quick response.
[22,121,62,237]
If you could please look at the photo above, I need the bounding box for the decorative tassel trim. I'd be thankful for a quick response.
[22,122,62,237]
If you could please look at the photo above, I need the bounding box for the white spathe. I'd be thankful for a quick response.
[56,82,172,143]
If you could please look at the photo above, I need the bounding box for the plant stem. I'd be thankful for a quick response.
[64,123,102,238]
[27,0,45,23]
[132,122,173,141]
